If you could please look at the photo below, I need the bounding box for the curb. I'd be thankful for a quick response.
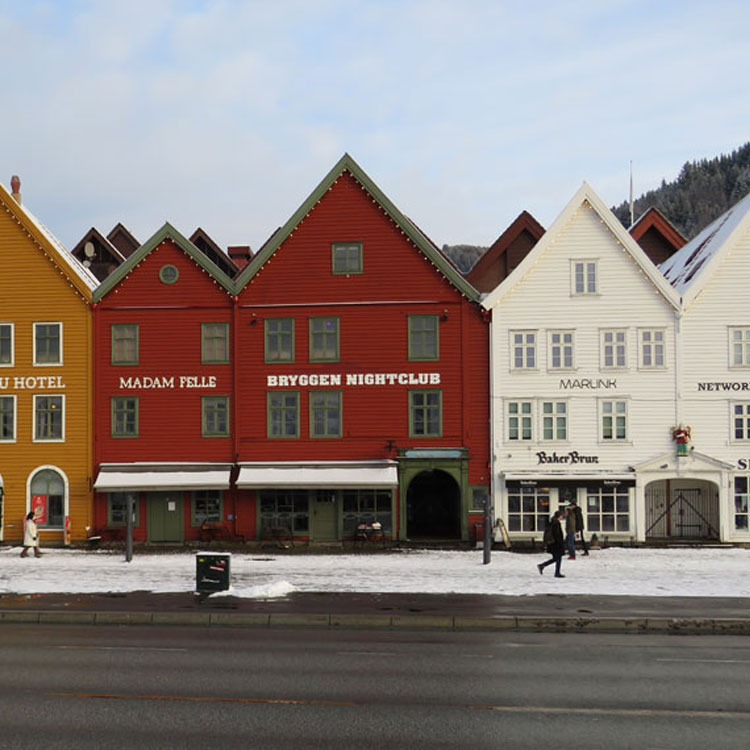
[2,610,750,634]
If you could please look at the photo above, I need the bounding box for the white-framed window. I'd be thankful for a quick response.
[601,329,627,369]
[586,484,630,532]
[571,259,597,295]
[510,331,537,370]
[548,330,574,370]
[600,399,627,442]
[33,394,64,442]
[639,328,665,368]
[542,401,568,441]
[0,323,13,366]
[33,322,62,366]
[730,327,750,367]
[507,400,533,441]
[507,484,551,532]
[0,395,16,441]
[28,467,67,529]
[734,477,750,531]
[732,403,750,441]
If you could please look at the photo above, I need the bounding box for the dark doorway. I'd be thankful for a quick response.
[406,470,460,538]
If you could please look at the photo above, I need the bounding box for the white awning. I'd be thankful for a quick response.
[236,462,399,489]
[94,464,232,492]
[502,473,635,481]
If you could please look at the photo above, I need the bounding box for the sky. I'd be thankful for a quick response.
[1,0,749,253]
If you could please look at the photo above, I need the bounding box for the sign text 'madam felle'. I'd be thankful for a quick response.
[267,372,441,387]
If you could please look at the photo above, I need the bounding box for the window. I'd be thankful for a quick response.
[265,318,294,363]
[268,391,299,438]
[510,331,536,370]
[507,401,533,441]
[409,315,439,361]
[310,390,341,438]
[0,323,13,365]
[332,242,363,274]
[586,485,630,532]
[601,400,627,441]
[733,403,750,441]
[548,331,574,370]
[260,490,309,534]
[542,401,567,440]
[734,477,750,531]
[34,395,64,441]
[409,390,441,437]
[507,485,550,532]
[309,317,339,362]
[0,395,15,441]
[107,492,139,527]
[202,323,229,364]
[202,396,229,437]
[111,397,139,437]
[34,322,62,365]
[159,264,179,284]
[640,329,665,368]
[30,469,65,528]
[601,329,627,369]
[730,327,750,367]
[342,489,392,537]
[471,486,490,512]
[192,490,222,525]
[572,260,597,295]
[111,324,139,365]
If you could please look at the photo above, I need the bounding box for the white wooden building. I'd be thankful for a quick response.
[482,184,682,544]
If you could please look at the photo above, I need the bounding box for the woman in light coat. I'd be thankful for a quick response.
[21,511,41,558]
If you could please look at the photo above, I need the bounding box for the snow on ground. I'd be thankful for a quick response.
[1,546,750,599]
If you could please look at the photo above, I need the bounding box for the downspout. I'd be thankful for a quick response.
[488,308,497,534]
[91,301,99,535]
[232,295,240,539]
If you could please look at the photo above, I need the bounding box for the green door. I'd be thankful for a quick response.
[147,491,184,542]
[311,492,338,541]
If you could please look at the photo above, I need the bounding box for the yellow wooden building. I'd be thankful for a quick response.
[0,178,96,546]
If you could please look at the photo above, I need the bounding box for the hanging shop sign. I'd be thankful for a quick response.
[118,375,217,390]
[0,376,66,390]
[536,450,600,465]
[266,372,442,388]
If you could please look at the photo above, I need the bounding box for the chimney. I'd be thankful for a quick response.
[228,245,252,270]
[10,175,21,204]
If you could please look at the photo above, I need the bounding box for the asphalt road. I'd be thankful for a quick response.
[2,625,750,749]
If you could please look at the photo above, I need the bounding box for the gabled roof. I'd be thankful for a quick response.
[467,210,544,291]
[71,227,126,263]
[107,223,140,258]
[481,182,681,310]
[0,182,97,298]
[659,190,750,305]
[633,450,734,474]
[189,228,238,278]
[93,222,236,302]
[630,206,686,251]
[234,153,480,301]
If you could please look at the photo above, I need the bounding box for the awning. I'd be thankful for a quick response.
[94,464,232,492]
[503,473,635,481]
[236,461,399,489]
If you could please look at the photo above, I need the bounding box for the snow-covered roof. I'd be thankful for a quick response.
[660,190,750,297]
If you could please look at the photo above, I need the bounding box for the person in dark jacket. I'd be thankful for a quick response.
[565,505,577,559]
[537,510,565,578]
[569,499,589,556]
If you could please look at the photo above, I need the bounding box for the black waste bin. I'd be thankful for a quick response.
[196,552,231,593]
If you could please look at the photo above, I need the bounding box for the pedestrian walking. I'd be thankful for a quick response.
[20,511,42,558]
[565,504,577,559]
[569,498,589,556]
[537,510,565,578]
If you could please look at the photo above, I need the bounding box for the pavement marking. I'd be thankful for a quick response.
[470,705,750,719]
[55,646,188,652]
[46,692,361,708]
[657,658,750,664]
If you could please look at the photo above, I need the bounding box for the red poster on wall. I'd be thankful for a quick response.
[31,495,47,525]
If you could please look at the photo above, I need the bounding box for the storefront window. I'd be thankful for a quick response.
[192,490,222,525]
[30,468,65,528]
[260,490,309,535]
[342,489,392,536]
[734,477,749,530]
[586,485,630,532]
[507,485,550,532]
[108,492,139,527]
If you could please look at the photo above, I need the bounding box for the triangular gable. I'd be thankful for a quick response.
[190,228,239,278]
[71,227,126,263]
[633,450,734,474]
[659,190,750,307]
[0,182,97,300]
[234,153,480,301]
[482,183,681,310]
[107,222,140,258]
[93,222,236,302]
[629,207,686,265]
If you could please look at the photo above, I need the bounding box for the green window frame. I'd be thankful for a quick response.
[342,489,392,536]
[111,324,139,365]
[332,242,363,275]
[309,317,339,362]
[310,390,341,438]
[34,395,64,441]
[202,396,229,437]
[0,323,13,365]
[107,492,139,527]
[408,315,439,361]
[409,389,442,437]
[201,322,229,364]
[267,391,299,438]
[0,395,15,441]
[34,322,62,365]
[265,318,294,363]
[259,490,309,535]
[111,396,139,437]
[192,490,223,526]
